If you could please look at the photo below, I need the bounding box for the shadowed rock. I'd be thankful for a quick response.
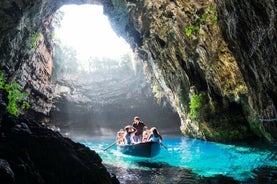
[0,114,119,184]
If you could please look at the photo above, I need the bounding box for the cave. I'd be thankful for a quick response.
[48,4,181,137]
[0,0,276,183]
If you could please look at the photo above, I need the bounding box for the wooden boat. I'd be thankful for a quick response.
[117,141,161,157]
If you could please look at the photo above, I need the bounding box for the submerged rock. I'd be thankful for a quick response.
[0,114,119,184]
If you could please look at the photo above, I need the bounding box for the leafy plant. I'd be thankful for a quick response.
[200,13,208,23]
[30,32,42,49]
[184,3,217,37]
[0,72,30,116]
[0,72,4,89]
[209,4,217,13]
[188,94,203,119]
[211,15,218,24]
[185,25,200,37]
[209,4,218,24]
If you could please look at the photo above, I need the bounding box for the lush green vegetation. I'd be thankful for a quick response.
[185,25,200,37]
[0,72,30,116]
[184,3,218,37]
[30,32,43,49]
[209,4,218,24]
[188,93,203,119]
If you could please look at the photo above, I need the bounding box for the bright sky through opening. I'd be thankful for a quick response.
[54,5,131,60]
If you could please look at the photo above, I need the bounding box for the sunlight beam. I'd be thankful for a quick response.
[54,5,131,60]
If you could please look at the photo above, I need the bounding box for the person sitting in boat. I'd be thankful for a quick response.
[132,116,147,142]
[124,125,136,145]
[148,127,162,143]
[116,129,125,144]
[142,126,151,142]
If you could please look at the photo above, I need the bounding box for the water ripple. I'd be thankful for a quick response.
[76,136,277,183]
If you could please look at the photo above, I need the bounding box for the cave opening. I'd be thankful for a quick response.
[49,4,181,137]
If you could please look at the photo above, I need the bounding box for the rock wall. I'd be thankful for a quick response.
[102,0,253,141]
[0,0,276,142]
[0,1,119,183]
[0,0,101,115]
[102,0,276,142]
[216,0,277,141]
[0,114,118,184]
[0,0,55,115]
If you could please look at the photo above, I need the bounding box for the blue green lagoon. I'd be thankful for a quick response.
[77,136,277,183]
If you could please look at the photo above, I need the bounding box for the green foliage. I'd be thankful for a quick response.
[209,4,218,24]
[0,72,4,89]
[211,15,218,24]
[209,4,217,13]
[30,32,42,49]
[188,94,203,119]
[184,3,217,37]
[184,25,200,37]
[0,72,30,116]
[22,101,31,109]
[184,26,193,37]
[200,13,208,23]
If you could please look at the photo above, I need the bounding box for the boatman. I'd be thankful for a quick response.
[132,116,147,142]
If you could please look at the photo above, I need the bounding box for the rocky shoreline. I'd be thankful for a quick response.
[0,113,119,184]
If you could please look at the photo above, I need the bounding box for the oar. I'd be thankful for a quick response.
[103,141,117,151]
[160,142,168,150]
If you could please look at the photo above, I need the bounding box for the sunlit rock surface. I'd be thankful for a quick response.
[102,0,276,141]
[102,0,251,141]
[0,0,276,143]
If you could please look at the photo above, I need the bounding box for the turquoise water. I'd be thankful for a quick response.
[77,136,277,183]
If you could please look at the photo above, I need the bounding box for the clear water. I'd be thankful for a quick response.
[76,136,277,183]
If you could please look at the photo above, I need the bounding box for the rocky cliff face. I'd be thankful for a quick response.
[0,0,101,115]
[102,0,249,141]
[102,0,276,142]
[0,0,276,143]
[216,0,277,140]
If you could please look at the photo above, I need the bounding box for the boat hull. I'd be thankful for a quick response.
[117,142,161,157]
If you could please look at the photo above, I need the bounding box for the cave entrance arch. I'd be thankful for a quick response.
[49,4,181,137]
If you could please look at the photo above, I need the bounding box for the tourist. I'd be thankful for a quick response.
[116,129,125,144]
[142,126,151,142]
[132,116,147,142]
[148,127,162,143]
[124,125,136,145]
